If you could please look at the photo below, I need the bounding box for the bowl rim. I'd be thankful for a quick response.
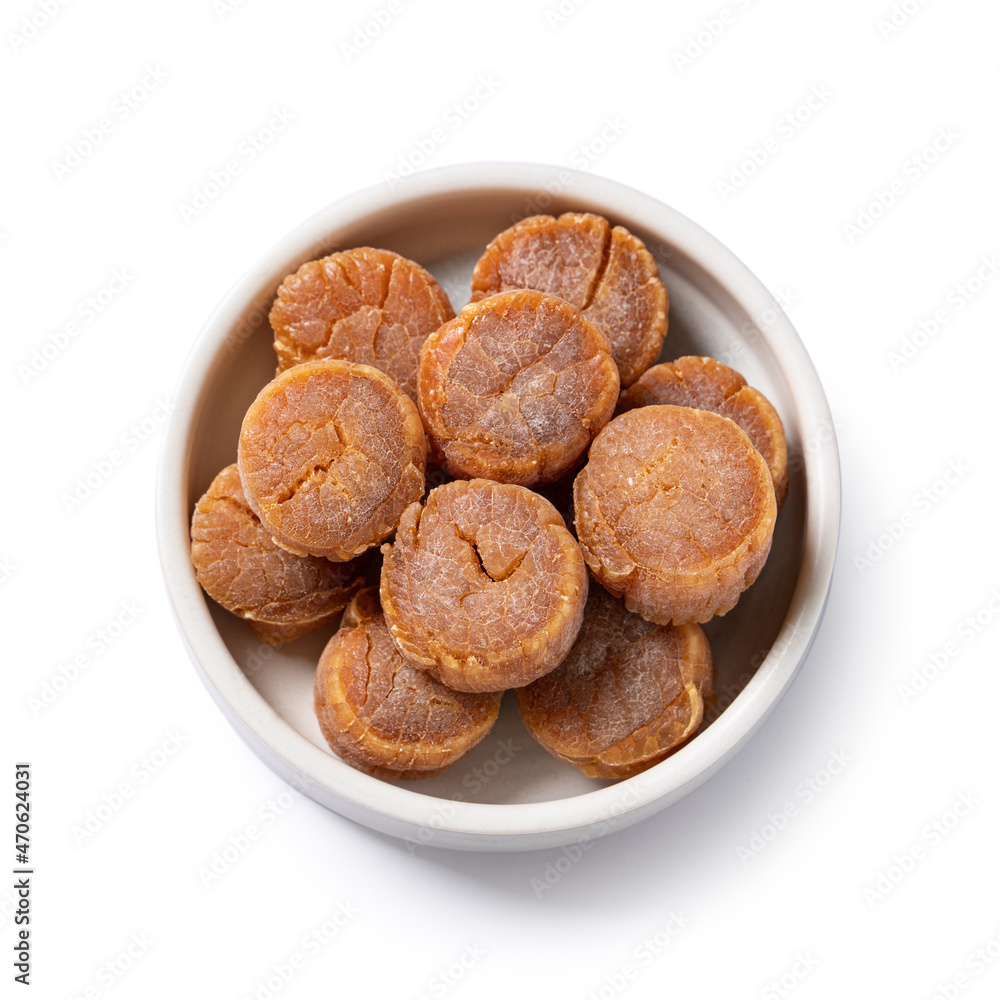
[155,161,841,847]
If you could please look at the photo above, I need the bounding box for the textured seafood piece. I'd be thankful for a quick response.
[417,289,619,487]
[619,356,789,507]
[190,464,364,643]
[469,212,667,387]
[238,360,426,562]
[518,586,714,778]
[574,405,777,625]
[314,588,501,779]
[380,479,588,692]
[270,247,455,402]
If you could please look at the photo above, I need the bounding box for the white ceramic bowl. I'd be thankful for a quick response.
[156,163,840,852]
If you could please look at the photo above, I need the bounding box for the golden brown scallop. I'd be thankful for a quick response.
[518,586,714,778]
[314,588,501,779]
[417,289,619,487]
[190,464,364,643]
[469,212,667,387]
[380,479,588,692]
[618,356,788,507]
[270,247,455,402]
[238,360,426,562]
[573,405,777,625]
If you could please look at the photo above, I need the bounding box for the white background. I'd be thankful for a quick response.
[4,0,1000,997]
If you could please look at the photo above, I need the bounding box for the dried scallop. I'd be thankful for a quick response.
[271,247,454,402]
[190,464,364,643]
[619,356,789,507]
[573,405,777,625]
[380,479,588,692]
[470,213,667,387]
[238,360,426,561]
[314,588,501,779]
[417,289,618,487]
[518,586,714,778]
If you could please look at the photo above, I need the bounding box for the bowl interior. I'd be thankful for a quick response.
[181,181,808,809]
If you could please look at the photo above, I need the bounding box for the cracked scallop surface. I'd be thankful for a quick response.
[518,586,714,779]
[573,405,777,625]
[238,360,426,562]
[618,356,789,507]
[270,246,455,402]
[314,588,501,780]
[190,464,364,643]
[469,212,667,387]
[380,479,588,692]
[417,289,619,487]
